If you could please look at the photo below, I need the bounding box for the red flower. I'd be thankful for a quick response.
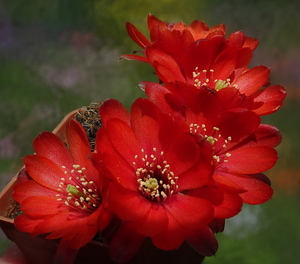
[122,15,286,116]
[91,98,218,263]
[121,14,257,69]
[13,120,112,249]
[141,82,281,205]
[145,43,285,115]
[141,68,285,117]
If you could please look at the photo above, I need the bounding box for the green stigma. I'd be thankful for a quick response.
[67,184,84,197]
[215,80,229,91]
[144,178,158,189]
[206,136,216,145]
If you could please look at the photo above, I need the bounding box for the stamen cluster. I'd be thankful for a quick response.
[133,148,178,202]
[57,164,101,212]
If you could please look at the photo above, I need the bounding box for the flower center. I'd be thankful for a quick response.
[133,148,178,203]
[56,164,101,212]
[189,123,232,164]
[192,67,237,90]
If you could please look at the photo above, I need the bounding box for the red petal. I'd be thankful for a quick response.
[190,186,242,219]
[147,14,167,33]
[236,47,253,68]
[186,225,218,256]
[183,37,225,82]
[105,118,140,166]
[120,54,149,63]
[100,99,130,127]
[164,194,214,230]
[126,22,151,49]
[243,36,259,51]
[101,152,137,190]
[219,110,261,142]
[151,211,186,250]
[66,120,92,170]
[243,124,282,148]
[141,81,176,114]
[108,183,151,221]
[219,172,273,204]
[232,66,270,96]
[21,196,63,217]
[13,180,57,204]
[176,143,213,190]
[221,146,278,174]
[130,98,165,153]
[227,31,246,48]
[165,134,201,176]
[252,84,287,115]
[53,239,79,264]
[212,46,237,81]
[145,47,186,83]
[213,173,246,193]
[33,132,73,168]
[136,203,168,236]
[109,222,145,264]
[14,214,43,233]
[23,155,65,189]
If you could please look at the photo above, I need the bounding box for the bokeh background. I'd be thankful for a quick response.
[0,0,299,263]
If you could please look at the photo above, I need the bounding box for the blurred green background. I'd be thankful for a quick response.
[0,0,299,263]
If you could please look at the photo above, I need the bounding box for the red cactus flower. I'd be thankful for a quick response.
[141,82,281,205]
[13,120,113,251]
[122,15,286,116]
[143,41,285,115]
[121,14,257,69]
[141,67,285,117]
[91,98,220,263]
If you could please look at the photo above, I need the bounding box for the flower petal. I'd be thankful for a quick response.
[13,180,57,204]
[151,211,186,250]
[252,84,287,115]
[108,183,151,221]
[105,118,140,166]
[186,225,218,256]
[145,47,186,83]
[109,221,145,264]
[164,194,214,230]
[136,203,168,236]
[100,99,130,127]
[221,146,278,174]
[23,155,65,189]
[66,120,93,171]
[232,66,270,96]
[20,196,65,217]
[33,132,73,168]
[126,22,151,49]
[14,214,44,233]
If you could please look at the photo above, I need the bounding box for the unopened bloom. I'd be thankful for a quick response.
[91,98,218,263]
[13,120,112,249]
